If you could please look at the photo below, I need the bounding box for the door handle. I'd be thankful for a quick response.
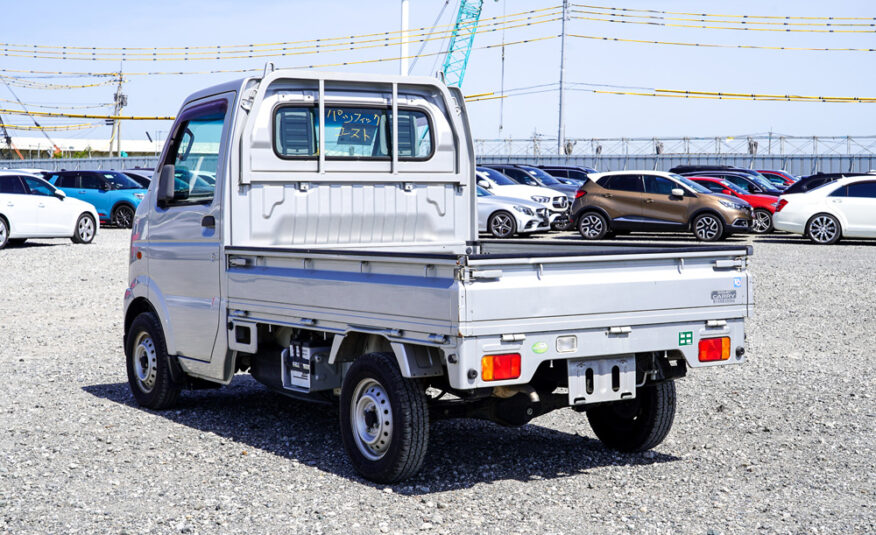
[6,202,12,207]
[38,203,46,208]
[603,193,613,198]
[831,199,842,203]
[201,215,216,228]
[644,198,655,204]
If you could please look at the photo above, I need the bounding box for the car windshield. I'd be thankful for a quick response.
[101,172,142,190]
[718,180,747,195]
[747,172,777,190]
[476,186,492,197]
[521,166,562,185]
[669,173,712,194]
[476,167,516,186]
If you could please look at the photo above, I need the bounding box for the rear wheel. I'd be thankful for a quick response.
[339,352,428,483]
[125,312,181,409]
[587,381,676,452]
[112,204,135,228]
[577,212,609,240]
[71,213,96,244]
[806,213,841,245]
[751,209,774,234]
[488,211,516,238]
[692,213,724,241]
[0,218,8,249]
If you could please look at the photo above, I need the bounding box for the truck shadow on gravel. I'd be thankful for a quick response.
[84,377,679,493]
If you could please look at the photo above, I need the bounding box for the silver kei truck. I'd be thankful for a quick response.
[123,68,753,483]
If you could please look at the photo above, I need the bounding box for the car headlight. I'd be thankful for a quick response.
[719,200,746,210]
[513,205,534,216]
[531,195,550,203]
[134,193,145,200]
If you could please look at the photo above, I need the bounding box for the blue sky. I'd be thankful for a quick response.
[1,0,874,143]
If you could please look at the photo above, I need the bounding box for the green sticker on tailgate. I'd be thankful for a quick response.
[678,331,693,346]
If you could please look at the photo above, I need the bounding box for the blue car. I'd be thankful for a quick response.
[47,170,146,228]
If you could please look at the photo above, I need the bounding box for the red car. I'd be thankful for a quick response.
[758,169,798,189]
[689,176,780,234]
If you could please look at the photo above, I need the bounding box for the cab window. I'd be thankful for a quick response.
[165,112,224,206]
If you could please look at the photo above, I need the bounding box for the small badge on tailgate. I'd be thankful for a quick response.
[678,331,693,346]
[711,290,737,304]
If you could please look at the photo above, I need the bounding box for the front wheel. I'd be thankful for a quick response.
[339,352,428,483]
[806,213,841,245]
[71,213,96,244]
[692,213,724,241]
[586,381,676,452]
[112,204,135,228]
[750,209,774,234]
[125,312,181,409]
[488,211,517,238]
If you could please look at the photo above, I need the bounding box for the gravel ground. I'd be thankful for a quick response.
[0,228,873,535]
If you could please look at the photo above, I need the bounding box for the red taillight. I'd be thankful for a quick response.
[481,353,521,381]
[575,189,587,199]
[775,199,788,212]
[698,337,731,362]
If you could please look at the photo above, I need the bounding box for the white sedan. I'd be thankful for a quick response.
[0,171,99,249]
[475,166,570,229]
[477,186,550,238]
[774,175,876,244]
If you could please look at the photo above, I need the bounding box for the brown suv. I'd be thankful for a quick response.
[571,171,752,241]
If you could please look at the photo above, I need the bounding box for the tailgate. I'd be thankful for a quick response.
[458,247,752,336]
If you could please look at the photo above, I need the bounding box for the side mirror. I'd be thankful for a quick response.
[99,182,111,191]
[721,189,735,196]
[54,189,66,200]
[477,178,491,189]
[671,188,685,197]
[157,164,175,203]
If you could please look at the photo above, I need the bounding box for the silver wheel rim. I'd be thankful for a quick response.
[809,215,838,243]
[490,213,514,237]
[78,216,94,241]
[695,215,720,240]
[0,220,7,246]
[115,207,133,227]
[751,211,771,233]
[579,214,604,238]
[133,331,158,393]
[350,378,393,461]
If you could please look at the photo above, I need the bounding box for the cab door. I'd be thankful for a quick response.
[144,96,232,362]
[641,174,690,229]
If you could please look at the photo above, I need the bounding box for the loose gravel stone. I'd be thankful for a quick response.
[0,229,873,534]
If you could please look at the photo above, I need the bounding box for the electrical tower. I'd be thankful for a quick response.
[441,0,485,87]
[109,67,127,157]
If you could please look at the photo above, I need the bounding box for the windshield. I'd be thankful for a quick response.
[747,172,777,190]
[669,173,712,194]
[101,171,143,190]
[520,166,562,185]
[718,180,747,195]
[476,167,516,186]
[476,185,492,197]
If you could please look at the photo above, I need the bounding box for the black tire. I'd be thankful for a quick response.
[551,213,573,231]
[8,238,26,247]
[112,204,135,228]
[488,211,517,238]
[586,381,676,452]
[125,312,181,410]
[692,213,725,241]
[577,212,609,240]
[0,217,8,250]
[805,213,841,245]
[750,209,774,234]
[71,213,96,244]
[339,352,428,483]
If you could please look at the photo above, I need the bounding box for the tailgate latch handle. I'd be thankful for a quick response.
[714,259,744,270]
[607,326,632,336]
[470,269,503,280]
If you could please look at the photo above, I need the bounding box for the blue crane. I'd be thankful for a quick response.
[441,0,485,87]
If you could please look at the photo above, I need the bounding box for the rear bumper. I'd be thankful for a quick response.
[774,213,804,234]
[445,317,747,390]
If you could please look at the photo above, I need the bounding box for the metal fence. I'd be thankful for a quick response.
[2,154,874,177]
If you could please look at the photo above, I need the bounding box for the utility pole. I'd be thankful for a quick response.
[400,0,410,75]
[111,64,127,157]
[498,0,506,136]
[556,0,569,155]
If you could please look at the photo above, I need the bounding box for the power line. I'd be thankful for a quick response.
[571,13,876,33]
[573,4,876,22]
[570,33,876,53]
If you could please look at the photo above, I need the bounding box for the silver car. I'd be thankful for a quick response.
[477,186,550,238]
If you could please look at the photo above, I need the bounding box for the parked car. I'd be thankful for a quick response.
[757,169,798,188]
[476,186,550,238]
[671,165,787,192]
[781,171,876,196]
[483,164,576,230]
[774,175,876,244]
[46,170,147,228]
[676,169,784,197]
[121,169,153,188]
[571,171,752,241]
[688,176,779,234]
[0,171,99,249]
[476,166,570,229]
[538,165,596,185]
